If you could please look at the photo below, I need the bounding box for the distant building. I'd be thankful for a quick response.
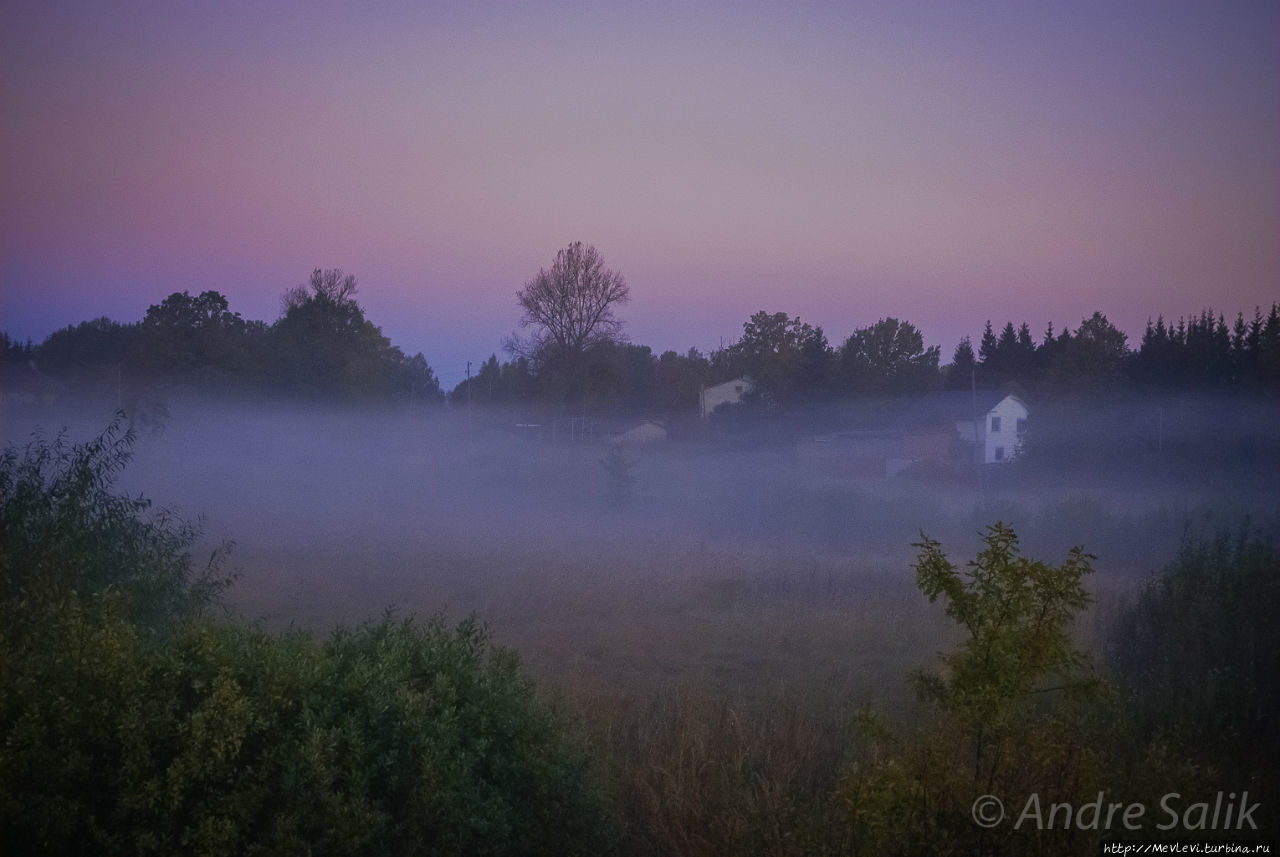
[796,429,946,478]
[797,391,1029,477]
[612,419,668,445]
[895,391,1028,465]
[699,377,752,418]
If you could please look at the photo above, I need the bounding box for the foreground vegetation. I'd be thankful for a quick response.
[2,420,1275,854]
[559,526,1276,855]
[0,422,611,855]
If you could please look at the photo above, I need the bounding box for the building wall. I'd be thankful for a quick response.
[903,429,955,470]
[796,429,954,478]
[700,378,751,418]
[983,396,1029,463]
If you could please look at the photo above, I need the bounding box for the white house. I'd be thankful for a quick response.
[699,377,752,418]
[894,391,1029,465]
[978,393,1029,463]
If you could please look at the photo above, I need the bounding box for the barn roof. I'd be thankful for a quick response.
[892,391,1020,429]
[602,417,666,434]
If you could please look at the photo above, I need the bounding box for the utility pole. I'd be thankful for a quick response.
[466,360,473,451]
[971,369,985,499]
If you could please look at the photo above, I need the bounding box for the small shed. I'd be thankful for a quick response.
[613,419,668,444]
[699,377,752,418]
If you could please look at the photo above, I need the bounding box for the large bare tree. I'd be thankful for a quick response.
[280,268,359,315]
[510,242,630,376]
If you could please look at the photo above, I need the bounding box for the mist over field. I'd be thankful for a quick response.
[5,374,1280,855]
[6,393,1275,646]
[4,0,1278,849]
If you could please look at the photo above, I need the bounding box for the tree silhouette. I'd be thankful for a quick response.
[509,242,630,399]
[944,336,977,390]
[838,317,939,396]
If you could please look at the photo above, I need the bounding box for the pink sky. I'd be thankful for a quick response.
[3,1,1277,386]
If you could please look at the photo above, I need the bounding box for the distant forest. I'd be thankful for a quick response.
[4,267,1279,415]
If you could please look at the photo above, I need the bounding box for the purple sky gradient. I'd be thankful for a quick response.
[3,1,1277,386]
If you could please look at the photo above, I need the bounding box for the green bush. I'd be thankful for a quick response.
[0,417,232,631]
[1,605,612,856]
[0,422,613,855]
[839,524,1110,856]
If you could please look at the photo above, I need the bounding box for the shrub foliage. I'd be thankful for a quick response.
[840,524,1109,856]
[0,417,231,630]
[0,422,612,855]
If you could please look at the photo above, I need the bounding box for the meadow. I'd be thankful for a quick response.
[4,399,1276,853]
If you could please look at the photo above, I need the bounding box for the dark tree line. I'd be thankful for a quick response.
[19,270,444,406]
[446,303,1280,421]
[449,309,943,418]
[717,311,941,407]
[949,311,1131,394]
[8,248,1278,416]
[1,332,37,361]
[945,307,1280,395]
[450,344,716,418]
[1129,307,1280,391]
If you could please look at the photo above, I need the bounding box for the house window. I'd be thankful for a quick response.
[990,416,1001,433]
[1016,417,1028,434]
[994,446,1005,461]
[734,385,744,394]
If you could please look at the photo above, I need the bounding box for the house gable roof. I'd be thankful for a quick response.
[703,376,751,394]
[892,391,1023,429]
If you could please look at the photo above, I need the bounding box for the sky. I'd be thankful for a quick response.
[2,1,1277,387]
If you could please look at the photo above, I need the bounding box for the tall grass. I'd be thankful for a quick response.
[9,408,1274,851]
[1111,529,1280,794]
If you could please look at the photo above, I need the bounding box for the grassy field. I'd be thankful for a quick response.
[5,401,1274,853]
